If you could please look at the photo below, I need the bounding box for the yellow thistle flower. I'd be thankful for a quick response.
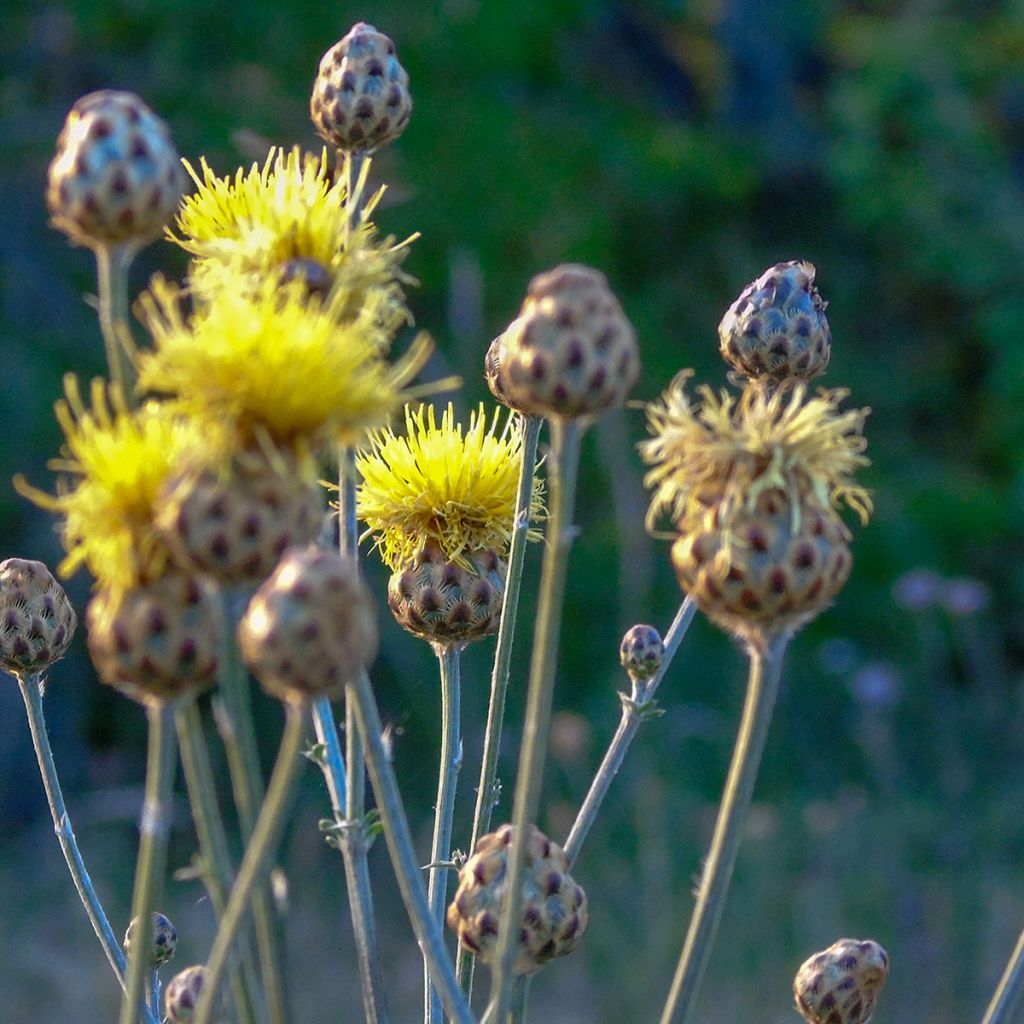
[356,403,544,571]
[641,372,871,540]
[170,147,414,338]
[137,276,430,455]
[14,377,215,597]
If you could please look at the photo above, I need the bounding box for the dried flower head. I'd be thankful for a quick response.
[356,403,543,571]
[15,377,213,598]
[170,147,413,335]
[642,373,871,544]
[138,277,429,455]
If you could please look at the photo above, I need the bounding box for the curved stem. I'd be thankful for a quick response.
[16,673,152,1010]
[194,702,307,1024]
[982,929,1024,1024]
[95,242,137,402]
[120,700,178,1024]
[347,667,476,1024]
[425,644,463,1024]
[488,418,585,1022]
[657,634,789,1024]
[458,414,541,996]
[563,596,697,866]
[176,700,261,1024]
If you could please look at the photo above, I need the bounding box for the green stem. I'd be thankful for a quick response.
[458,414,541,996]
[194,702,307,1024]
[176,700,262,1024]
[657,634,789,1024]
[348,667,476,1024]
[981,930,1024,1024]
[120,701,178,1024]
[95,242,137,401]
[16,673,155,1014]
[214,592,290,1024]
[425,644,463,1024]
[488,417,585,1022]
[563,596,697,866]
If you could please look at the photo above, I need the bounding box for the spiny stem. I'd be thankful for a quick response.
[120,700,177,1024]
[95,242,137,402]
[214,592,290,1024]
[657,634,789,1024]
[16,673,155,1014]
[458,414,541,996]
[488,417,585,1022]
[425,644,463,1024]
[347,667,476,1024]
[176,699,262,1024]
[194,702,307,1024]
[981,929,1024,1024]
[563,596,697,866]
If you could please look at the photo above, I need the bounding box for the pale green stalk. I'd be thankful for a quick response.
[347,666,476,1024]
[457,414,541,997]
[120,700,177,1024]
[563,596,697,866]
[488,418,585,1023]
[981,931,1024,1024]
[657,634,789,1024]
[214,593,290,1024]
[425,644,463,1024]
[194,702,307,1024]
[94,242,137,401]
[176,699,262,1024]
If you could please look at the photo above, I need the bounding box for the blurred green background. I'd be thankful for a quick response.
[3,1,1024,1021]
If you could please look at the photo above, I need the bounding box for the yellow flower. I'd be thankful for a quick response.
[137,276,430,455]
[641,373,871,538]
[357,403,544,571]
[170,147,414,338]
[14,377,214,597]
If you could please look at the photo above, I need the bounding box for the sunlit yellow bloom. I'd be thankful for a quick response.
[641,373,871,537]
[138,276,430,455]
[357,403,544,571]
[14,377,215,597]
[170,147,414,338]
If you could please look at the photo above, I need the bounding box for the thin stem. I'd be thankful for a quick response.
[488,418,585,1022]
[657,634,789,1024]
[981,929,1024,1024]
[194,702,307,1024]
[148,969,160,1023]
[563,596,697,866]
[425,644,463,1024]
[214,592,290,1024]
[176,700,262,1024]
[16,673,152,1010]
[348,667,476,1024]
[95,242,137,401]
[120,701,178,1024]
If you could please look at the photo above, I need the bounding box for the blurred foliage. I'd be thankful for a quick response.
[3,1,1024,1021]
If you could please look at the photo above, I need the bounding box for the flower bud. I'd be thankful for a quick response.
[619,624,664,682]
[123,911,177,968]
[0,558,76,680]
[794,938,889,1024]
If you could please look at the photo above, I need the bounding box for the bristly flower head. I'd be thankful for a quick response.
[641,373,871,539]
[137,276,430,456]
[15,377,213,598]
[357,403,544,571]
[170,147,413,337]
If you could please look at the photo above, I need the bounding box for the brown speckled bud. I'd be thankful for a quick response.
[388,543,506,645]
[619,624,663,682]
[86,574,221,704]
[165,965,223,1023]
[484,334,527,414]
[671,486,851,647]
[238,546,378,703]
[794,938,890,1024]
[447,824,588,975]
[719,261,831,385]
[310,23,412,153]
[495,264,639,419]
[47,90,185,248]
[157,449,322,587]
[0,558,76,680]
[124,911,177,968]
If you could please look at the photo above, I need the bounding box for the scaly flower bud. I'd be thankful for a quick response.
[0,559,76,680]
